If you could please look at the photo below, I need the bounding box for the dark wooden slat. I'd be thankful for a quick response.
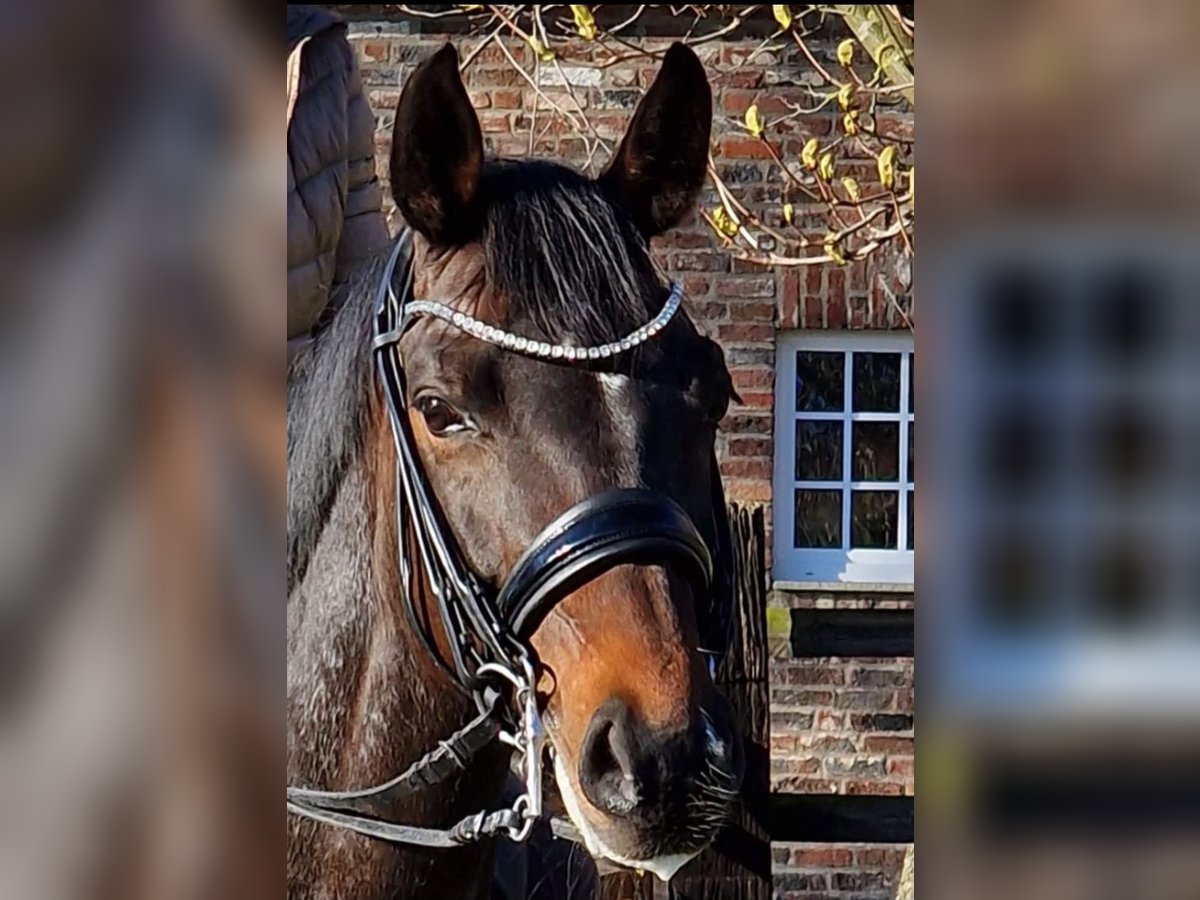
[788,609,914,658]
[762,794,914,844]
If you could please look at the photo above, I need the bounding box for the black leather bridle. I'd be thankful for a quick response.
[287,230,735,848]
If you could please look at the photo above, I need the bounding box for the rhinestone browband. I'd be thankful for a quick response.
[401,281,684,362]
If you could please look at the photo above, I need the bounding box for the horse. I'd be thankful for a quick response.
[287,42,743,899]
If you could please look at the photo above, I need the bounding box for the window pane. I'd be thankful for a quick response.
[852,422,899,481]
[796,351,844,412]
[795,420,844,481]
[794,489,842,548]
[907,489,914,550]
[852,352,901,412]
[850,490,897,549]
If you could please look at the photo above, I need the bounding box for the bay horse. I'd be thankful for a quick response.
[287,42,743,899]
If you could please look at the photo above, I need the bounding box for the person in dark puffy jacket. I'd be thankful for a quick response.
[287,6,389,351]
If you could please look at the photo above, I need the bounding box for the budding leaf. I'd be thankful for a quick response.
[528,36,555,62]
[841,177,861,203]
[783,202,795,225]
[744,104,765,138]
[877,145,897,190]
[837,83,856,111]
[712,206,739,238]
[824,236,847,266]
[801,138,820,170]
[772,5,793,30]
[842,110,859,136]
[570,5,597,41]
[818,152,835,182]
[837,38,856,67]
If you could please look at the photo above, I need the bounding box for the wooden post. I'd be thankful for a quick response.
[599,504,772,900]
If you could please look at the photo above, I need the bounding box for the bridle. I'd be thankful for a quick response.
[287,229,735,849]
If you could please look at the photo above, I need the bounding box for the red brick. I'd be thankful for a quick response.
[682,275,712,295]
[731,368,773,390]
[827,294,847,329]
[713,70,765,89]
[770,734,797,754]
[468,90,492,109]
[718,137,773,160]
[725,478,771,503]
[790,848,853,868]
[856,847,908,868]
[814,710,843,731]
[774,756,821,775]
[887,758,915,777]
[735,390,773,410]
[779,689,834,706]
[476,112,512,133]
[828,267,846,303]
[670,251,728,272]
[805,265,823,297]
[729,436,772,457]
[689,300,727,321]
[661,230,712,249]
[717,323,774,342]
[721,412,771,434]
[863,736,915,754]
[783,663,845,686]
[471,67,524,87]
[720,458,771,479]
[361,41,389,63]
[850,666,912,688]
[845,780,904,795]
[721,90,794,116]
[773,777,837,794]
[492,89,522,109]
[835,690,894,711]
[720,277,777,299]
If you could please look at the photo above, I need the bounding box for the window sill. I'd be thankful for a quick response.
[771,580,914,594]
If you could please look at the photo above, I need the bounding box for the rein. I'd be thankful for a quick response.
[287,229,722,850]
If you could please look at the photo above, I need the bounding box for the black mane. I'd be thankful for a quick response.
[481,159,663,346]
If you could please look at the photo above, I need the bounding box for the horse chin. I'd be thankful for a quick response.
[551,755,700,883]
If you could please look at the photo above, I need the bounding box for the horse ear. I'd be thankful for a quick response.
[390,43,484,244]
[600,43,712,238]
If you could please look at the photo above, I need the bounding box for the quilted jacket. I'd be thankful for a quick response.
[287,6,389,340]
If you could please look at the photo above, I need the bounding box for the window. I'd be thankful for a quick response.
[773,331,915,584]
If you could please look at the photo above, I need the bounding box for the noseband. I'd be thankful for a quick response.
[288,229,734,849]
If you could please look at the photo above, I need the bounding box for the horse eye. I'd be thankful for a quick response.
[415,396,468,436]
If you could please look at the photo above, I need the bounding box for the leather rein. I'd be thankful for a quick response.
[287,229,718,849]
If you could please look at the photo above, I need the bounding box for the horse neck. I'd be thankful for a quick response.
[288,433,481,783]
[288,449,506,898]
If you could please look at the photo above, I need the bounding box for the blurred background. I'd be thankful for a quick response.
[921,0,1200,897]
[0,0,1197,898]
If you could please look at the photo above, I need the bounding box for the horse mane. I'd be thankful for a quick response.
[287,159,666,597]
[286,253,383,599]
[481,159,664,346]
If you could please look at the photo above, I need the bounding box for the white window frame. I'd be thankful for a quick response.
[773,330,914,585]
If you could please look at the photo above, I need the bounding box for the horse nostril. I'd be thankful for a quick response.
[578,700,644,817]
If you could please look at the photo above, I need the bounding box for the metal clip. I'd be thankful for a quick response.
[476,656,546,843]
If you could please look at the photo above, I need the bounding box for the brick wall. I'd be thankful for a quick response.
[771,657,914,796]
[345,13,913,899]
[774,844,910,900]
